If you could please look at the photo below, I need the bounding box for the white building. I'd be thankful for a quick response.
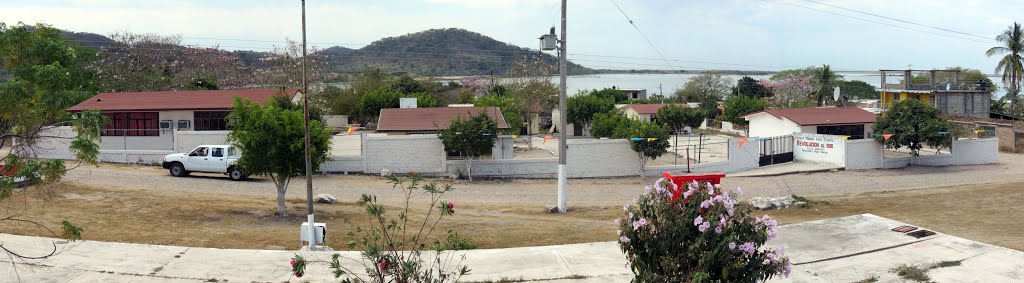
[743,107,877,139]
[67,88,301,150]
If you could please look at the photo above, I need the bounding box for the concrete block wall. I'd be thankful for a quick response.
[911,154,953,166]
[883,157,910,169]
[995,126,1018,152]
[318,156,365,173]
[17,126,76,160]
[98,150,172,165]
[794,133,846,166]
[953,138,998,165]
[844,139,882,170]
[446,159,557,179]
[565,139,641,178]
[174,131,230,153]
[362,134,446,174]
[99,134,173,151]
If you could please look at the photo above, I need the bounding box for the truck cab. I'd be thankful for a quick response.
[161,145,246,181]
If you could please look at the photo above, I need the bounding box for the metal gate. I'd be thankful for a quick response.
[759,135,794,167]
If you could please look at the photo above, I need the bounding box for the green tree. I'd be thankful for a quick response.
[226,98,332,216]
[910,67,996,92]
[624,121,670,177]
[474,95,523,135]
[358,87,401,123]
[813,65,840,106]
[723,96,767,126]
[835,80,878,100]
[316,85,359,116]
[873,100,950,156]
[590,112,635,138]
[732,76,771,98]
[567,94,615,135]
[438,113,497,181]
[0,22,106,260]
[656,105,705,132]
[987,22,1024,109]
[591,88,629,103]
[675,72,731,102]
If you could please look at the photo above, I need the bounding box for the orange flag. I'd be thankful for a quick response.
[738,138,748,148]
[882,134,894,140]
[543,135,553,144]
[347,126,356,135]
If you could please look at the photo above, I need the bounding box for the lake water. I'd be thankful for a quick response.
[547,72,1006,99]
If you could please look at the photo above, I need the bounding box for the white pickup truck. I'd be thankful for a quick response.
[161,145,247,181]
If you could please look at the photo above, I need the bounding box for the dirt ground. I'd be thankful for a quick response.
[1,175,1022,252]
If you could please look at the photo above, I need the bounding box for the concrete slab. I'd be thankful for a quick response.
[0,265,84,283]
[157,247,295,282]
[42,239,189,275]
[456,245,575,282]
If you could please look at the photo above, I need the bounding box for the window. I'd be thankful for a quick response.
[190,147,208,157]
[227,147,240,157]
[211,147,224,157]
[195,111,231,131]
[102,112,159,136]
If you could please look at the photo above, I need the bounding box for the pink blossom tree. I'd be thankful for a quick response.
[758,73,815,108]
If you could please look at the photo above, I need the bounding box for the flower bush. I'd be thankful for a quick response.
[617,178,791,282]
[330,172,471,283]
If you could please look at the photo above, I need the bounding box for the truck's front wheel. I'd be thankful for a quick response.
[229,168,246,181]
[169,163,188,177]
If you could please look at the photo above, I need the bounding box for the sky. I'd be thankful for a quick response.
[1,0,1021,74]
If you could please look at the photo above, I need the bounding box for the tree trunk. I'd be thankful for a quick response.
[638,153,647,178]
[466,156,473,181]
[274,176,289,216]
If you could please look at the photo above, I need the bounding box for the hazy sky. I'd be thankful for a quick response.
[2,0,1021,73]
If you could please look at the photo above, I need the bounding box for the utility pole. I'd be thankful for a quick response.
[556,0,568,213]
[301,0,316,250]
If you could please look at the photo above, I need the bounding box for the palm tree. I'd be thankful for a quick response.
[987,22,1024,113]
[814,65,839,106]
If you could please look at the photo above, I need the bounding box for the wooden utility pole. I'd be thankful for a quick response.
[556,0,568,213]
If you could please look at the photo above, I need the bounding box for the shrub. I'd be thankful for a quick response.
[290,173,471,282]
[617,179,791,282]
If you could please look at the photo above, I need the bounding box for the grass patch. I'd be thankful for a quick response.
[931,260,962,269]
[852,275,879,283]
[892,264,930,282]
[790,195,828,209]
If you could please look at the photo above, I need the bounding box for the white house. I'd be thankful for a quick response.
[742,107,877,139]
[67,88,301,150]
[621,104,686,123]
[620,88,648,101]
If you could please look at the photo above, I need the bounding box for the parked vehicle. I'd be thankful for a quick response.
[161,145,247,181]
[0,162,31,187]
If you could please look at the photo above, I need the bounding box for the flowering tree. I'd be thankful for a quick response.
[459,76,493,97]
[617,179,791,282]
[758,74,814,109]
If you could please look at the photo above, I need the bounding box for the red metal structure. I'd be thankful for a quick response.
[662,172,725,201]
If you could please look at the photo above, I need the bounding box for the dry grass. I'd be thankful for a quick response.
[0,183,618,250]
[2,179,1022,252]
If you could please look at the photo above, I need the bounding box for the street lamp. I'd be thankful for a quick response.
[539,0,568,213]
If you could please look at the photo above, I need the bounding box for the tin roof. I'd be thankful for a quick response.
[67,88,299,112]
[743,107,878,126]
[376,107,510,132]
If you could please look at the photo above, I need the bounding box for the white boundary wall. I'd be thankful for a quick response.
[646,138,760,176]
[844,139,882,170]
[843,138,998,170]
[361,134,446,174]
[953,138,998,165]
[174,131,230,153]
[794,133,845,166]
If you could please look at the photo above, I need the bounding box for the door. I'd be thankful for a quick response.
[186,146,210,171]
[209,147,228,172]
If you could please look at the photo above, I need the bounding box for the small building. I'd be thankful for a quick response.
[620,88,648,101]
[376,107,510,135]
[66,88,300,150]
[743,107,877,139]
[878,69,991,118]
[621,104,678,123]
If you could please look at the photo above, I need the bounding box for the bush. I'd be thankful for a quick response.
[617,179,791,282]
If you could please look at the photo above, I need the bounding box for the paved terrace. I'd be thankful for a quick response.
[2,214,1022,282]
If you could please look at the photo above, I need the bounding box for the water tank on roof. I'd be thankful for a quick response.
[400,98,417,108]
[975,79,988,91]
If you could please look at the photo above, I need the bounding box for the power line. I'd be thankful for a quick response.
[798,0,992,40]
[607,0,680,71]
[761,0,990,45]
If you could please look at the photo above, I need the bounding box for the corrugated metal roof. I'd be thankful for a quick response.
[376,107,510,131]
[67,88,299,112]
[743,107,878,126]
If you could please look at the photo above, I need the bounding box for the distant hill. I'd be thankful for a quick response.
[327,28,595,76]
[59,30,115,50]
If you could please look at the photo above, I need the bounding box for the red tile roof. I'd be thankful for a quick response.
[743,107,878,126]
[624,104,680,115]
[376,107,510,132]
[67,88,299,112]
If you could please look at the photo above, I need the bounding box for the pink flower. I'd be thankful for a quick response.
[616,229,622,236]
[447,201,455,210]
[632,218,648,231]
[644,186,652,194]
[623,204,629,212]
[698,222,711,232]
[619,236,631,244]
[728,242,736,250]
[739,242,756,255]
[290,259,296,266]
[694,215,704,226]
[378,259,389,270]
[714,226,722,234]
